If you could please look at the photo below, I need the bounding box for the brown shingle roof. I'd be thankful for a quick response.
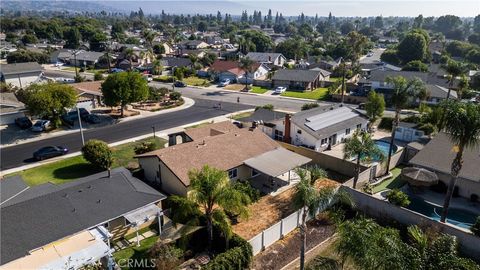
[210,60,260,76]
[71,81,103,96]
[137,123,279,186]
[184,121,241,141]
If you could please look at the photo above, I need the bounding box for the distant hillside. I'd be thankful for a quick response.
[2,0,122,13]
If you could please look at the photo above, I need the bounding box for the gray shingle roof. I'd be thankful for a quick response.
[160,57,192,68]
[75,51,104,62]
[292,105,368,140]
[0,176,28,204]
[410,132,480,182]
[0,62,42,75]
[0,167,166,265]
[245,52,284,63]
[272,69,321,82]
[426,84,457,99]
[237,108,286,123]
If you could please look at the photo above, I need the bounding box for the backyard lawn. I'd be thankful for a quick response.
[183,76,211,86]
[113,236,159,269]
[250,86,270,94]
[281,88,329,100]
[11,137,166,186]
[371,166,406,194]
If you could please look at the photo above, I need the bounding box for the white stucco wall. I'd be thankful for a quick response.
[4,73,41,88]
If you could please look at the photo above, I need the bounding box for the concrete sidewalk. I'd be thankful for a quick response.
[0,97,195,148]
[0,109,253,177]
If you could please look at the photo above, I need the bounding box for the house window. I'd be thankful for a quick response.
[274,130,284,141]
[228,168,238,179]
[251,169,260,177]
[297,129,302,134]
[356,124,362,130]
[345,128,351,135]
[321,138,328,145]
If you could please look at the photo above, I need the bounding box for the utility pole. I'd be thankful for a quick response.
[77,107,85,146]
[341,57,346,104]
[73,50,79,79]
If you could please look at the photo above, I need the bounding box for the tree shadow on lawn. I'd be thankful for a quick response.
[52,163,103,182]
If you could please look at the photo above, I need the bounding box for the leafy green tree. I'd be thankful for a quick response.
[240,30,273,52]
[89,32,107,52]
[239,57,255,90]
[21,34,38,44]
[386,189,410,207]
[64,27,81,49]
[384,76,426,173]
[365,90,385,130]
[93,72,103,81]
[153,44,166,55]
[397,32,428,64]
[343,130,384,189]
[82,139,113,177]
[440,102,480,223]
[170,165,250,250]
[197,21,208,32]
[293,167,352,270]
[402,60,428,72]
[6,50,49,64]
[149,242,183,270]
[344,31,370,63]
[19,82,76,127]
[101,71,149,117]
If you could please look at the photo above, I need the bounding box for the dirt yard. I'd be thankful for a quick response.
[232,179,339,240]
[224,84,247,91]
[251,217,336,270]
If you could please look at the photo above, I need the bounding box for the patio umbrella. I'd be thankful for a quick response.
[401,167,439,187]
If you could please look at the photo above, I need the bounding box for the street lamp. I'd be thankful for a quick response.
[77,107,85,146]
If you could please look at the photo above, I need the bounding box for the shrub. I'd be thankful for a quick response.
[471,217,480,236]
[204,234,253,270]
[134,141,156,155]
[169,91,182,101]
[386,189,410,207]
[255,104,274,111]
[306,256,341,270]
[378,117,394,131]
[302,103,320,111]
[93,72,103,81]
[418,123,436,135]
[153,76,175,83]
[233,181,261,203]
[402,60,428,72]
[81,140,113,173]
[149,241,183,270]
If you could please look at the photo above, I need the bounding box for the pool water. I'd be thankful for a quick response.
[367,140,397,161]
[406,197,477,229]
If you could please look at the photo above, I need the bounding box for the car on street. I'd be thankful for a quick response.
[174,81,187,87]
[15,117,33,129]
[61,108,90,126]
[219,79,230,86]
[31,120,50,132]
[56,77,75,84]
[143,74,153,82]
[274,86,287,94]
[84,113,102,124]
[33,146,68,160]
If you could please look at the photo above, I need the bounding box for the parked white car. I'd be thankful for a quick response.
[219,79,231,86]
[274,86,287,94]
[31,120,50,132]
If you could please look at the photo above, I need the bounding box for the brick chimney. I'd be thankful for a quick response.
[284,114,291,144]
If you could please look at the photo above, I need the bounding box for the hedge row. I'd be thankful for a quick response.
[203,235,253,270]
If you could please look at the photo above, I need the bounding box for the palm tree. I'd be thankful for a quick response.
[142,30,156,49]
[343,130,384,189]
[293,168,353,270]
[443,60,465,100]
[170,165,250,251]
[365,90,385,131]
[188,54,199,70]
[384,76,426,174]
[152,59,163,75]
[239,57,255,91]
[440,101,480,222]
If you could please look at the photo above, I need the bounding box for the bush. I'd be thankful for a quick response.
[255,104,274,111]
[204,234,253,270]
[134,141,156,155]
[386,189,410,207]
[471,217,480,236]
[169,91,182,101]
[301,103,320,111]
[81,139,113,172]
[93,72,103,81]
[153,76,175,83]
[418,123,436,135]
[307,256,341,270]
[402,60,428,72]
[149,242,183,270]
[378,117,394,131]
[233,181,261,203]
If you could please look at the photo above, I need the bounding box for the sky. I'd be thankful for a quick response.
[96,0,479,17]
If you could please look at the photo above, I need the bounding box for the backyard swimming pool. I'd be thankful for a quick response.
[373,140,397,161]
[406,196,477,229]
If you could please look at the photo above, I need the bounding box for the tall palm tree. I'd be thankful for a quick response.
[293,168,353,270]
[343,130,384,189]
[142,30,156,49]
[151,59,163,75]
[239,57,255,91]
[440,101,480,222]
[384,76,426,174]
[442,59,465,100]
[170,165,250,251]
[188,53,199,70]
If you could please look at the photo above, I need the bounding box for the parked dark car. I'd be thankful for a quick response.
[15,117,33,129]
[174,81,186,87]
[84,114,101,124]
[61,108,90,126]
[33,146,68,160]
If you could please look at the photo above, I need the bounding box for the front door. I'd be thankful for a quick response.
[329,134,337,146]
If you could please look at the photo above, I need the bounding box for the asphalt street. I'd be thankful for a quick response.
[0,99,251,170]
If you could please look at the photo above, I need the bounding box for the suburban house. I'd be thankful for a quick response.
[178,40,209,50]
[70,50,105,67]
[136,121,311,196]
[409,133,479,200]
[0,62,43,88]
[160,57,193,69]
[71,81,104,109]
[50,49,74,64]
[209,60,269,83]
[272,69,329,91]
[0,92,26,125]
[394,122,425,142]
[236,108,287,141]
[245,52,287,67]
[424,84,457,104]
[317,58,341,71]
[0,168,167,270]
[290,105,369,151]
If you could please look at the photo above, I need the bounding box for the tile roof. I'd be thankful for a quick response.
[272,69,322,82]
[0,62,42,75]
[71,81,103,96]
[137,122,279,186]
[0,168,165,265]
[410,132,480,182]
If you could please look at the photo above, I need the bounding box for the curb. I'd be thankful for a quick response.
[0,108,252,177]
[0,97,195,149]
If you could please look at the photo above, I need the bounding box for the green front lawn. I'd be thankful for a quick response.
[183,76,211,86]
[113,236,159,269]
[11,137,166,186]
[280,88,329,100]
[250,86,270,94]
[230,111,253,120]
[329,77,342,82]
[371,167,406,194]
